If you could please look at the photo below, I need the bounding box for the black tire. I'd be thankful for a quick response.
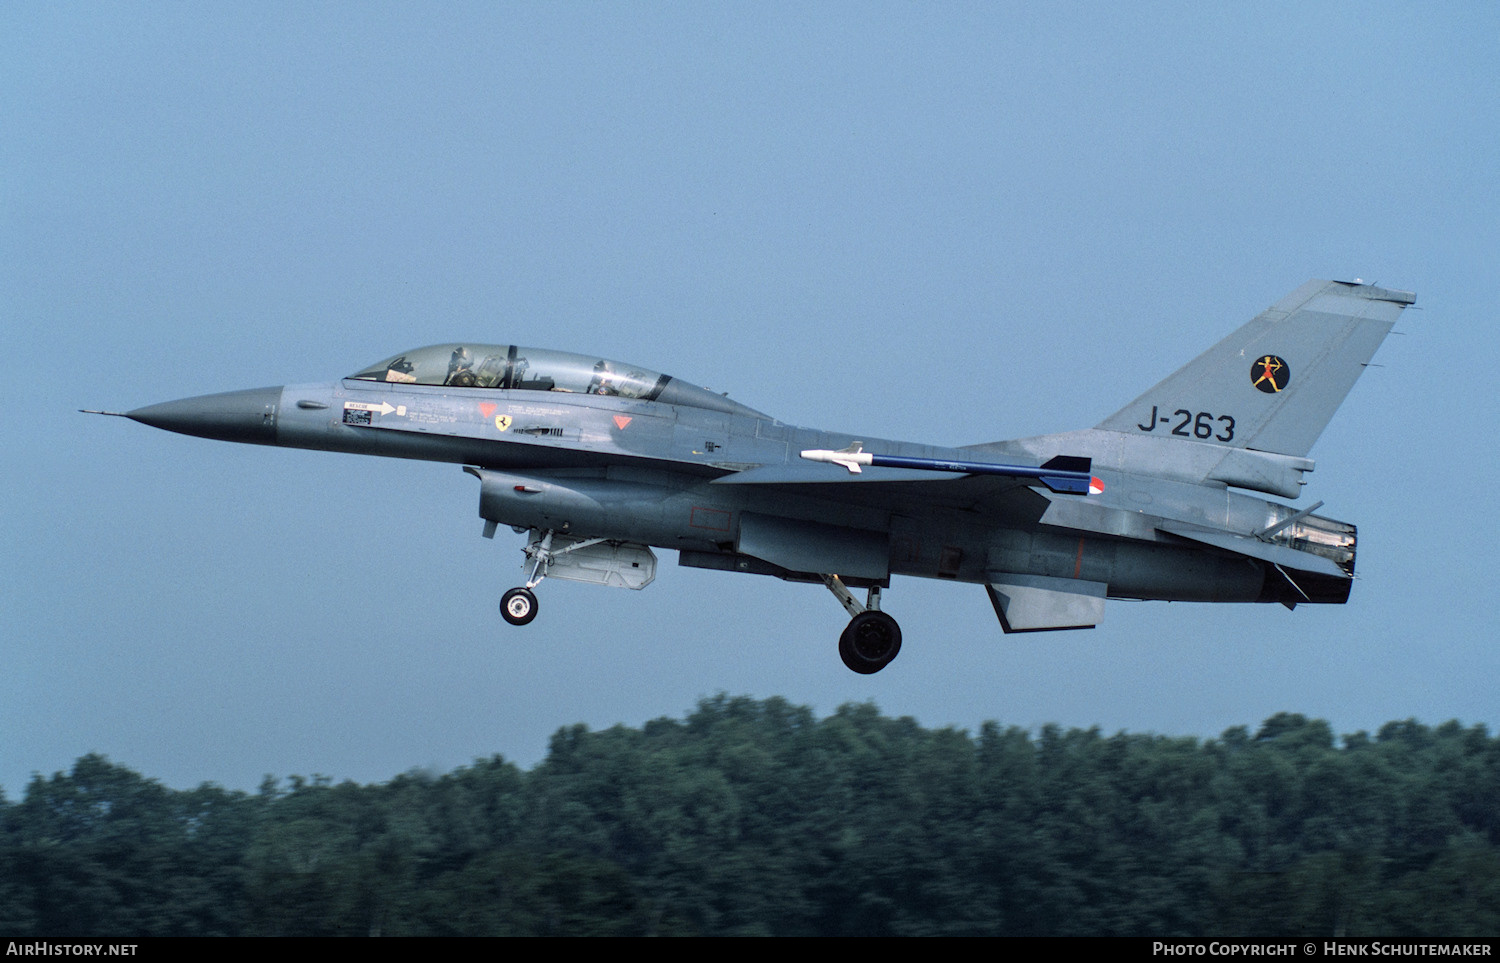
[500,587,538,626]
[838,611,902,674]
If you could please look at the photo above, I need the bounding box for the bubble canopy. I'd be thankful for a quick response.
[348,343,764,416]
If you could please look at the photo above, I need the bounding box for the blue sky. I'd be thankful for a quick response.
[4,2,1496,795]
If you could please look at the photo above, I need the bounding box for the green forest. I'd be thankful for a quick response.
[2,697,1496,937]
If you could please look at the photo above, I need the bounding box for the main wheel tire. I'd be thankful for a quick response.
[500,587,539,626]
[838,611,902,674]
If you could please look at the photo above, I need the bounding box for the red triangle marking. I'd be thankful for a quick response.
[613,415,632,430]
[478,402,496,418]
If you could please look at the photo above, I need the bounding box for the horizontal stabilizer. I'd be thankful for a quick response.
[985,573,1107,633]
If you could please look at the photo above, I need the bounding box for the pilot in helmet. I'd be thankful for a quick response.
[446,346,477,387]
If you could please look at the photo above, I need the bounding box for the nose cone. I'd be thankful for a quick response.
[127,386,284,444]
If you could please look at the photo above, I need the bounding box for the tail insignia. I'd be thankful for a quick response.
[1251,355,1290,393]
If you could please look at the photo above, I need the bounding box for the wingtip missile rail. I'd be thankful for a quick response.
[798,443,1103,495]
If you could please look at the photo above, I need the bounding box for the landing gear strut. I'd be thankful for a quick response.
[498,529,617,627]
[823,575,902,674]
[499,529,556,626]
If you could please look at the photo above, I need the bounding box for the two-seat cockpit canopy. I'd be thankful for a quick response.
[349,343,765,417]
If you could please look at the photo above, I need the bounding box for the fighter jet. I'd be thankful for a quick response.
[90,279,1413,673]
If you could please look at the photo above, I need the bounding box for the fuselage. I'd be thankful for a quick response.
[128,370,1350,608]
[109,280,1416,671]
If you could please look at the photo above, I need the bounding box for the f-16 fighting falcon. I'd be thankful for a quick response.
[89,279,1414,673]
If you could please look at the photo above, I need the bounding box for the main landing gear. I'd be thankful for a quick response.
[823,575,902,674]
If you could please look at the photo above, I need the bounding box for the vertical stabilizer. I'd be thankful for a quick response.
[1096,280,1414,458]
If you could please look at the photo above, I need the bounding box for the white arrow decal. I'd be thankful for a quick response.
[343,401,396,416]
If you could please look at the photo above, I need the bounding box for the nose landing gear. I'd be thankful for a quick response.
[496,529,656,627]
[823,575,902,674]
[498,529,566,627]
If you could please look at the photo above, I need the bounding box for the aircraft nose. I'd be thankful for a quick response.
[127,386,284,444]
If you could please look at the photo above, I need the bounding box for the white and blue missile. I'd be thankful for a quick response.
[799,443,1103,495]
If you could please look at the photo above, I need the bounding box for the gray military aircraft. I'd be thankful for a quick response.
[91,279,1413,673]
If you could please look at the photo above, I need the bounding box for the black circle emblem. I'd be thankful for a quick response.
[1251,355,1290,393]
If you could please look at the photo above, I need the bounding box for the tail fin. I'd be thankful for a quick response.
[1096,280,1415,457]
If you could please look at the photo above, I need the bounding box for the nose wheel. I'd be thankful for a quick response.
[499,529,554,627]
[500,587,538,626]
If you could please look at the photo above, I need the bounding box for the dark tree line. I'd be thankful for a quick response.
[2,698,1497,936]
